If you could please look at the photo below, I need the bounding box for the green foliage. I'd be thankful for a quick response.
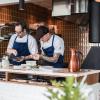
[47,76,86,100]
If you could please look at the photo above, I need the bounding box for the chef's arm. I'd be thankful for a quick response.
[40,53,60,63]
[24,55,33,60]
[7,48,17,56]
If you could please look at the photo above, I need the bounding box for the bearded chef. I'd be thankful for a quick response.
[7,21,38,65]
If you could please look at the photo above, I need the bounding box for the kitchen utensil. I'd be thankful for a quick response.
[9,54,24,62]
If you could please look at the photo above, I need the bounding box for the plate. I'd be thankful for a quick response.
[13,65,22,70]
[39,66,53,72]
[26,61,37,66]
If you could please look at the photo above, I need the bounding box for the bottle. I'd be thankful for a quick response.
[2,55,10,69]
[68,48,81,72]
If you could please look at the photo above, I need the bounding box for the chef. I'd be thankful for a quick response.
[33,26,65,68]
[7,22,38,65]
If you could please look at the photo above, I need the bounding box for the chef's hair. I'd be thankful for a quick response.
[36,26,49,40]
[15,21,28,31]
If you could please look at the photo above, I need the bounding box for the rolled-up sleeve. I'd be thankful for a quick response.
[7,34,16,49]
[53,38,64,56]
[28,35,38,54]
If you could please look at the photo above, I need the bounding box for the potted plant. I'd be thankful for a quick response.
[46,76,90,100]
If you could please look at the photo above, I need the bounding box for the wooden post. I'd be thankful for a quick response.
[5,72,13,81]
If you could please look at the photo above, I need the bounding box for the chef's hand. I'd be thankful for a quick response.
[7,49,18,56]
[15,56,25,62]
[12,49,18,56]
[32,54,41,60]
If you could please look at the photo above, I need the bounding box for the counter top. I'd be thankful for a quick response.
[0,67,100,78]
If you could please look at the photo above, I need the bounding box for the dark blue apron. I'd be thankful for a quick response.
[42,35,64,68]
[10,35,31,65]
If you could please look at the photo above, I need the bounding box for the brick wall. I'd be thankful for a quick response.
[48,17,98,63]
[0,3,49,57]
[0,3,48,24]
[0,3,97,63]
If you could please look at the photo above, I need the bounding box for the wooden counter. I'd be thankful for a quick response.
[0,67,100,84]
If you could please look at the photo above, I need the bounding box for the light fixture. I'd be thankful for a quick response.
[19,0,25,10]
[95,0,100,2]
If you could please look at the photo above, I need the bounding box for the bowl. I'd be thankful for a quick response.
[26,61,36,67]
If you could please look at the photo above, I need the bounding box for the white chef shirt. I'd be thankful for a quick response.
[40,35,64,56]
[7,34,38,54]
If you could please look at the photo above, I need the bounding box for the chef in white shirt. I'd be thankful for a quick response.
[33,26,65,68]
[7,22,38,65]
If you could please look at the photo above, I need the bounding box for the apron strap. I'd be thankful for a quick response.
[14,35,18,43]
[52,35,55,46]
[27,35,29,44]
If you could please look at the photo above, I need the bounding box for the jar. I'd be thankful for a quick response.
[2,55,9,69]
